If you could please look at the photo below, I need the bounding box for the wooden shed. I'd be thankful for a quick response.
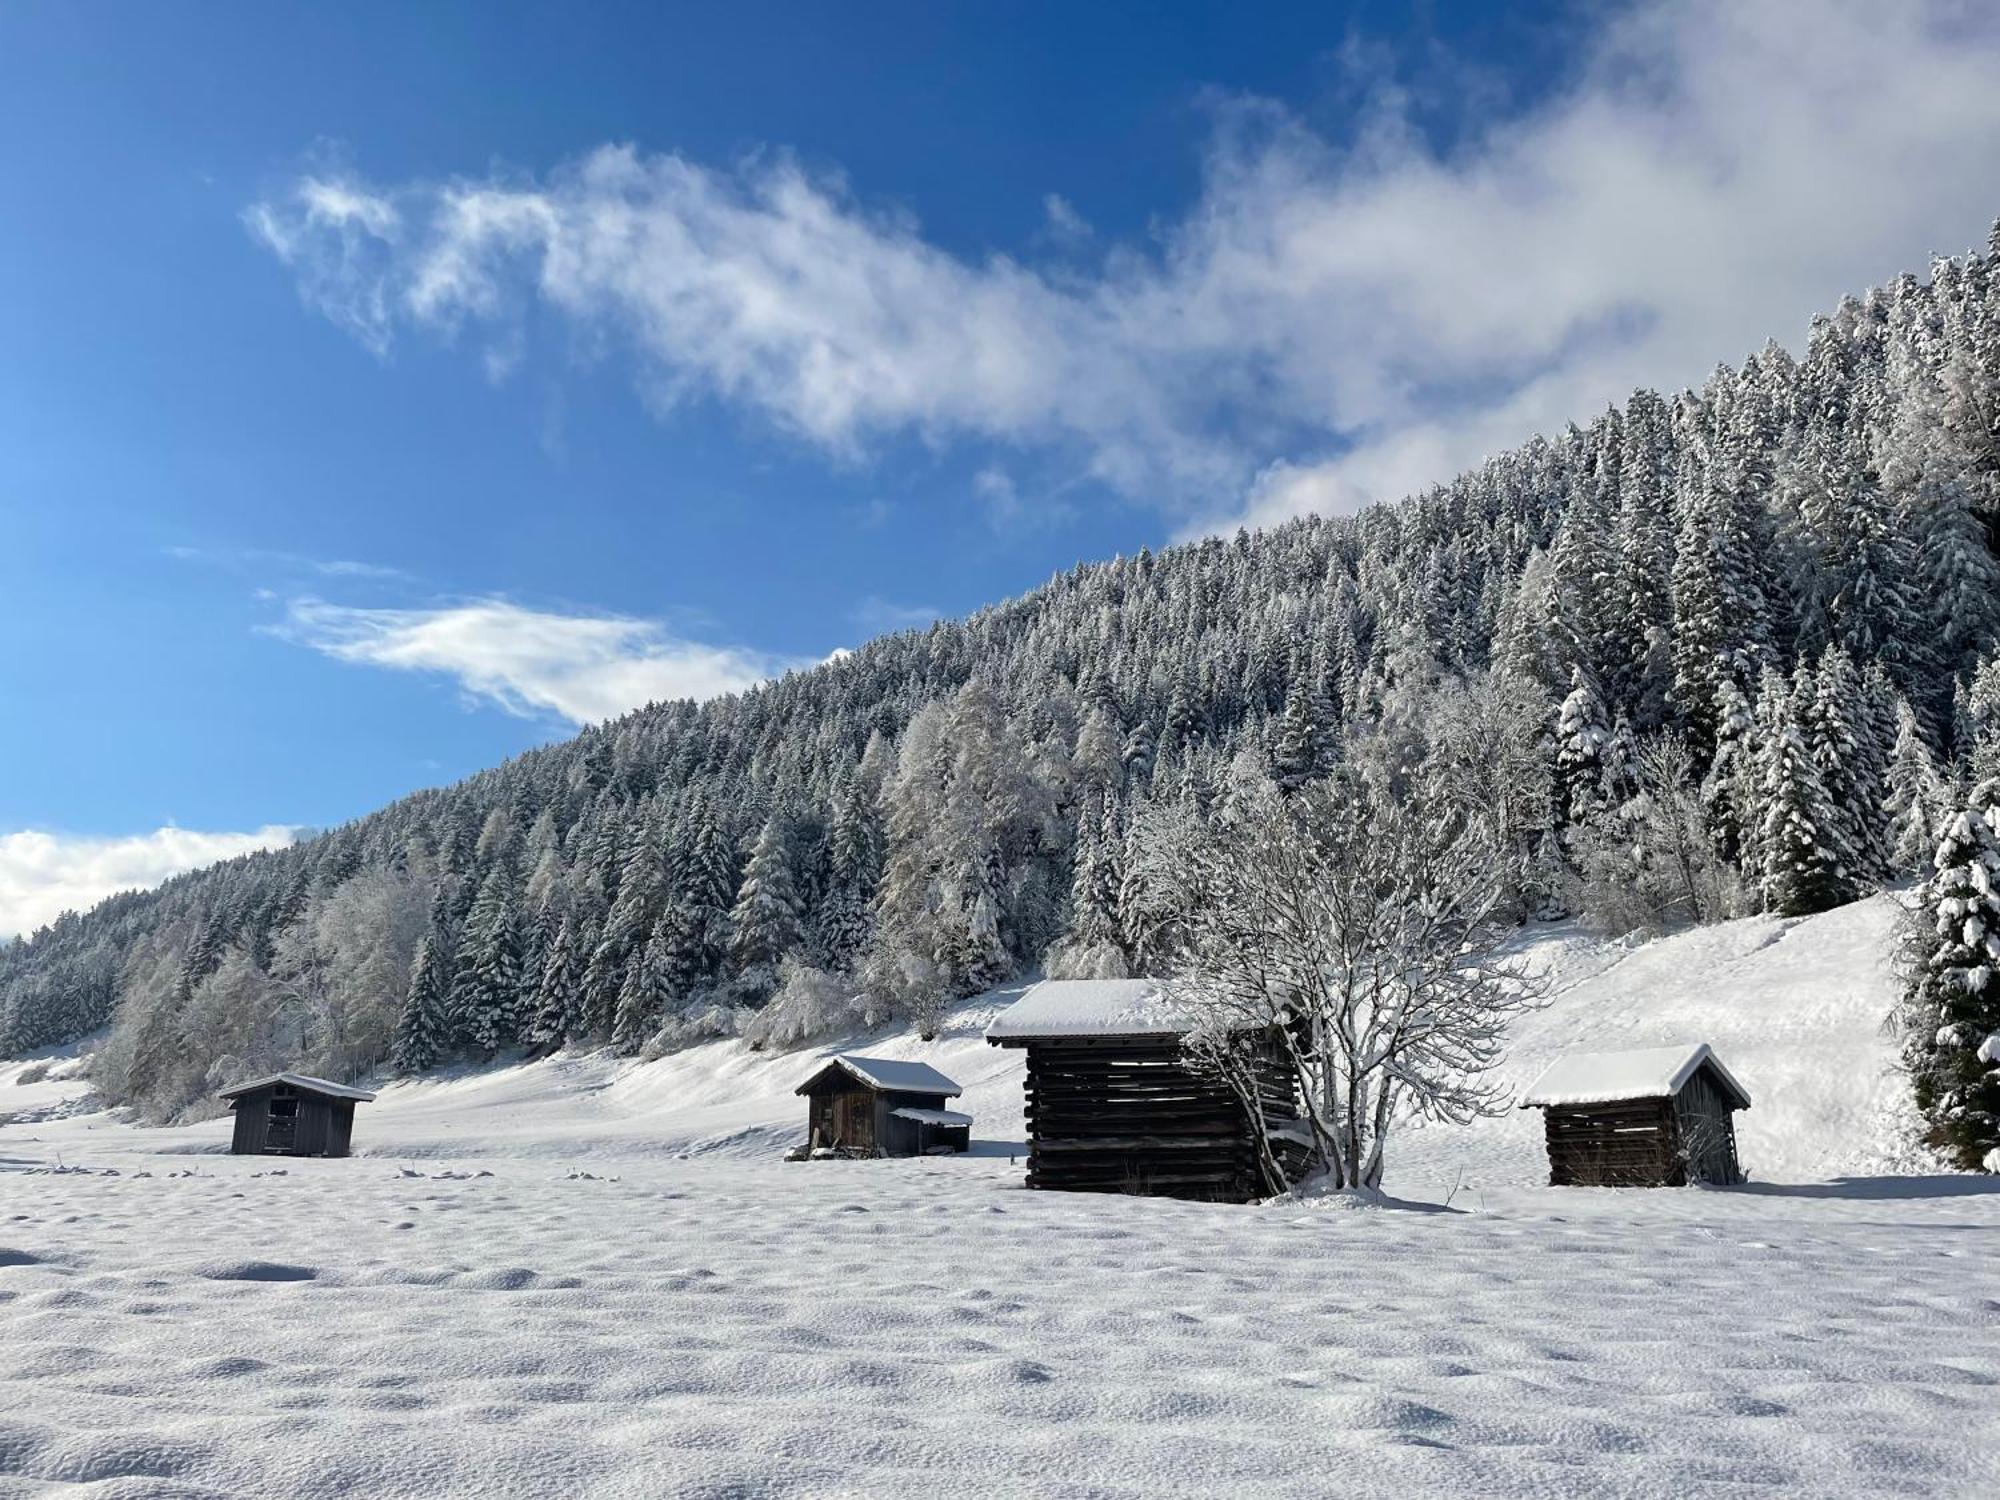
[219,1072,376,1158]
[1520,1043,1750,1187]
[794,1055,970,1157]
[986,979,1304,1203]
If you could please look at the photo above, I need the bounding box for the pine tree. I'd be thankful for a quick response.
[526,910,582,1050]
[679,798,738,980]
[1886,698,1953,876]
[1670,443,1776,753]
[1700,676,1759,867]
[1270,675,1329,793]
[394,933,452,1072]
[729,813,804,983]
[814,780,878,971]
[611,927,675,1054]
[1807,648,1884,893]
[453,864,522,1054]
[1554,667,1611,831]
[1901,779,2000,1170]
[582,818,668,1035]
[1758,668,1848,917]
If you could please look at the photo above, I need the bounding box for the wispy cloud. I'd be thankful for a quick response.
[247,2,2000,529]
[849,595,939,634]
[270,597,804,725]
[0,826,299,940]
[167,544,413,583]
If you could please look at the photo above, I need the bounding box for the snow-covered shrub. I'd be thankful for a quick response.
[739,959,882,1052]
[640,1002,750,1060]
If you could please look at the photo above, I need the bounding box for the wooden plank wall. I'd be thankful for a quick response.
[1670,1068,1743,1184]
[1542,1098,1685,1186]
[1022,1037,1299,1202]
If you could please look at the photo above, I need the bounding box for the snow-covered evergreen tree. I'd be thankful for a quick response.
[1554,667,1611,831]
[526,909,582,1050]
[728,813,805,992]
[393,932,451,1073]
[1901,779,2000,1170]
[1758,667,1849,917]
[453,864,522,1054]
[1886,698,1954,876]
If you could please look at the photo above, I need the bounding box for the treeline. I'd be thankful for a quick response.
[4,222,1999,1127]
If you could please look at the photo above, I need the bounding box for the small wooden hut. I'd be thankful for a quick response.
[793,1055,970,1157]
[219,1073,376,1158]
[986,979,1303,1203]
[1520,1043,1750,1187]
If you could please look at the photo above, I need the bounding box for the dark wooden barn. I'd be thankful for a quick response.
[793,1055,971,1157]
[986,979,1304,1203]
[219,1073,376,1158]
[1520,1043,1751,1187]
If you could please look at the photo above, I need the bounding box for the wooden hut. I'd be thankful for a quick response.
[986,979,1303,1203]
[793,1055,970,1157]
[219,1073,376,1158]
[1520,1043,1750,1187]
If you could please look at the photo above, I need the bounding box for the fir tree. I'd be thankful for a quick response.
[1901,779,2000,1170]
[1886,698,1953,876]
[1554,667,1611,831]
[729,813,805,984]
[1758,668,1848,917]
[394,933,452,1073]
[453,864,522,1054]
[611,927,675,1054]
[1807,647,1885,892]
[526,910,582,1050]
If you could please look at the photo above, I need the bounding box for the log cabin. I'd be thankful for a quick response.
[793,1054,971,1157]
[219,1073,376,1158]
[985,978,1304,1203]
[1520,1042,1750,1186]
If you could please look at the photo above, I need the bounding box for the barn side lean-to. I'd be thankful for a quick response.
[986,979,1304,1203]
[1520,1043,1751,1186]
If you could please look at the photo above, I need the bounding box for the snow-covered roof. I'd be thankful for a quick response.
[794,1054,962,1098]
[218,1072,377,1103]
[1519,1043,1750,1111]
[890,1107,973,1128]
[984,978,1193,1043]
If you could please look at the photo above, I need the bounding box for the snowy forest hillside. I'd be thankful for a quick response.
[6,224,2000,1129]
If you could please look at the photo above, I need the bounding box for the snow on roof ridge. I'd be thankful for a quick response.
[984,977,1192,1042]
[797,1054,962,1097]
[1519,1042,1750,1110]
[217,1071,377,1102]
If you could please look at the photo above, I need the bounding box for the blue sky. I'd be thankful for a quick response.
[3,1,1999,935]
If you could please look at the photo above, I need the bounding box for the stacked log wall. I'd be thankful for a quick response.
[1541,1098,1685,1187]
[1020,1036,1299,1202]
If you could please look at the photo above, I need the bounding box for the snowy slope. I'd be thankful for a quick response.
[4,895,1919,1189]
[3,897,1997,1499]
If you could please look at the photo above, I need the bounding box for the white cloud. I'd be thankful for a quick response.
[248,1,2000,529]
[272,597,803,725]
[165,544,413,582]
[0,826,299,940]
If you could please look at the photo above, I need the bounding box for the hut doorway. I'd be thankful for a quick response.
[265,1096,299,1153]
[834,1090,872,1151]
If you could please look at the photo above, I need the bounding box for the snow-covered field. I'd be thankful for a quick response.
[4,896,1999,1497]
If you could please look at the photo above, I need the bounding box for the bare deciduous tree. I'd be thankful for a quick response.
[1135,768,1539,1193]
